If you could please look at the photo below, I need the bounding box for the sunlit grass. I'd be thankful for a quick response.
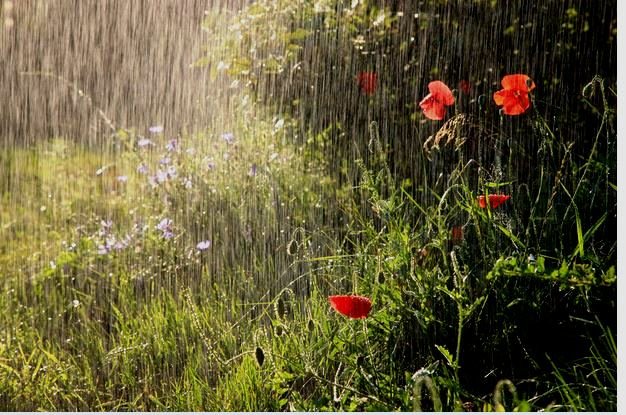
[0,1,616,411]
[0,104,352,410]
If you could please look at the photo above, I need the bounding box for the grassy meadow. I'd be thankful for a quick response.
[0,0,617,411]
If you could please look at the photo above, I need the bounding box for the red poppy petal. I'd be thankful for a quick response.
[501,74,534,92]
[477,195,487,208]
[428,81,455,106]
[419,96,447,120]
[451,226,464,243]
[477,194,511,209]
[418,94,432,107]
[493,89,509,106]
[514,93,531,112]
[329,295,372,319]
[494,89,531,116]
[502,94,530,115]
[490,194,511,208]
[458,80,471,94]
[502,101,523,115]
[424,103,447,120]
[357,72,377,95]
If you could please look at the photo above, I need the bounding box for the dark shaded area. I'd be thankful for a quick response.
[245,0,616,404]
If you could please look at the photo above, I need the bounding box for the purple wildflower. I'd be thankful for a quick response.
[196,240,212,251]
[149,125,164,134]
[156,218,174,239]
[166,165,177,179]
[137,162,149,174]
[156,169,169,183]
[221,132,235,144]
[137,138,154,148]
[149,170,168,188]
[97,229,131,255]
[98,220,113,237]
[159,156,171,165]
[117,175,128,183]
[105,236,117,248]
[113,235,131,251]
[206,161,216,170]
[166,139,178,152]
[248,163,257,177]
[182,177,193,189]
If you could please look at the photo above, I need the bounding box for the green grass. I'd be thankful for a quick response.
[0,105,615,410]
[0,106,354,410]
[0,5,616,411]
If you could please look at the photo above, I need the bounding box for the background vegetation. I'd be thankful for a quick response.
[0,0,616,411]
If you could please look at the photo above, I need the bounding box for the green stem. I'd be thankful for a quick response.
[455,311,464,384]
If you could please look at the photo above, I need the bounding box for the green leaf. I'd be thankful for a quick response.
[514,400,532,412]
[575,207,584,257]
[496,224,526,250]
[583,212,607,243]
[435,344,454,367]
[558,261,569,278]
[284,28,310,42]
[484,180,515,188]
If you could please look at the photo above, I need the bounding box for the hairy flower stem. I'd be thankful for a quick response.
[454,311,464,387]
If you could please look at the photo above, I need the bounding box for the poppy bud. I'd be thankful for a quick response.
[307,319,316,332]
[377,271,386,284]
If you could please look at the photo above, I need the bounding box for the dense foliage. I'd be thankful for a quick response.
[0,0,616,411]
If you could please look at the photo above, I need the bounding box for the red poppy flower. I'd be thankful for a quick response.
[419,80,455,120]
[477,194,511,209]
[357,72,377,95]
[328,295,372,319]
[493,74,535,115]
[451,226,464,243]
[458,80,471,94]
